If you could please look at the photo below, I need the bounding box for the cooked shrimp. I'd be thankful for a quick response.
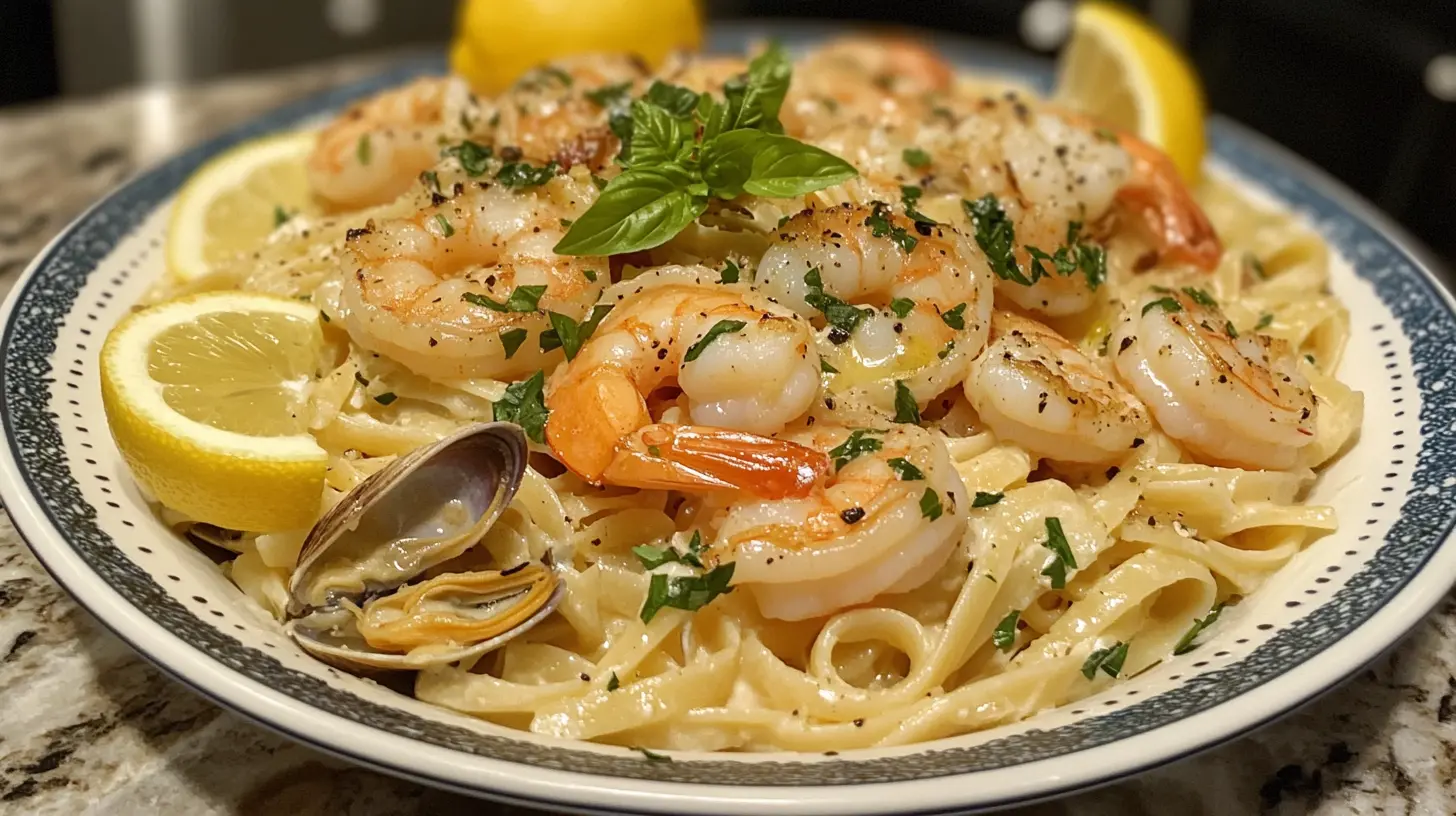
[782,36,954,139]
[487,54,651,171]
[1110,289,1316,470]
[945,96,1221,316]
[711,423,970,621]
[308,77,473,211]
[756,203,995,413]
[336,174,605,381]
[544,268,827,499]
[965,311,1152,463]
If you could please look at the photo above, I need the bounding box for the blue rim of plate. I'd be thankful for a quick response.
[4,22,1456,809]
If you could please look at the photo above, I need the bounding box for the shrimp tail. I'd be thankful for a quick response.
[604,424,829,500]
[1116,135,1223,270]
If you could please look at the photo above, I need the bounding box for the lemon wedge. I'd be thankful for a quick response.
[1054,1,1207,183]
[167,130,320,283]
[101,293,328,532]
[450,0,703,94]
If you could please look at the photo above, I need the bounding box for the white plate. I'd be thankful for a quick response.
[3,28,1454,816]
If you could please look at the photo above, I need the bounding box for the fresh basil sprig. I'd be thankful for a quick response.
[555,44,857,257]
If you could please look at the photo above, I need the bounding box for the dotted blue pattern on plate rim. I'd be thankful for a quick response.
[4,44,1455,789]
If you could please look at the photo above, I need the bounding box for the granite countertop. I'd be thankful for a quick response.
[1,55,1454,816]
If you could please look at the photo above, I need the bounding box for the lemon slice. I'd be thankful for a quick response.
[1053,1,1207,183]
[450,0,703,94]
[167,130,320,283]
[101,292,328,532]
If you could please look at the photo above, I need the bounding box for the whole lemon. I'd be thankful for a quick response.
[450,0,704,94]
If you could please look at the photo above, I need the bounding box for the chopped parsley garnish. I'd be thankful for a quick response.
[1093,127,1119,143]
[640,563,735,622]
[992,610,1020,651]
[972,491,1003,508]
[606,671,620,691]
[539,305,614,360]
[583,269,598,282]
[938,341,955,360]
[499,327,528,359]
[919,488,944,521]
[893,380,921,424]
[820,358,839,374]
[272,206,293,228]
[720,260,741,284]
[1181,287,1218,308]
[433,213,455,238]
[634,747,672,762]
[966,196,1105,290]
[902,147,932,168]
[865,201,917,252]
[1081,640,1130,679]
[585,81,632,108]
[419,169,440,192]
[900,185,937,226]
[1142,296,1182,316]
[373,392,397,406]
[828,429,882,470]
[889,297,915,318]
[1254,313,1274,330]
[684,319,748,362]
[964,194,1034,285]
[887,457,924,481]
[356,134,372,165]
[1225,321,1239,339]
[1173,602,1229,655]
[462,285,548,313]
[1245,253,1268,279]
[1040,517,1077,589]
[941,303,967,330]
[496,160,558,188]
[493,370,550,443]
[443,140,493,176]
[804,267,871,337]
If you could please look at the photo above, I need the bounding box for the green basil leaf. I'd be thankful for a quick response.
[890,297,915,318]
[719,260,740,284]
[496,161,557,188]
[723,42,791,132]
[462,285,547,313]
[972,491,1003,508]
[738,134,858,198]
[620,100,689,167]
[554,165,707,256]
[699,129,761,198]
[643,81,701,117]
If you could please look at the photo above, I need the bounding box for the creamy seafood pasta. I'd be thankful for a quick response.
[133,38,1362,753]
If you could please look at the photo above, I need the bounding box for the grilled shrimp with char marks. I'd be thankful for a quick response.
[1109,290,1316,470]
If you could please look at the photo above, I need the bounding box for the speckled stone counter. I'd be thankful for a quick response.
[1,55,1454,816]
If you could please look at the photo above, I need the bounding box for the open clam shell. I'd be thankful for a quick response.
[286,422,528,616]
[286,560,564,672]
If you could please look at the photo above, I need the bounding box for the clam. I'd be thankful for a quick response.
[283,422,563,672]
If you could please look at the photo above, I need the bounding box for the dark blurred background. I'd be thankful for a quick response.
[2,0,1453,263]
